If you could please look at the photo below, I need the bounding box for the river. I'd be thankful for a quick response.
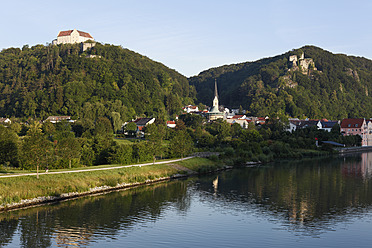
[2,152,372,247]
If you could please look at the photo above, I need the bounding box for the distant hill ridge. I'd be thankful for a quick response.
[0,43,194,120]
[189,46,372,119]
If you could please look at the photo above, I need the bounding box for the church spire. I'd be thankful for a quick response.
[213,79,219,109]
[214,79,218,99]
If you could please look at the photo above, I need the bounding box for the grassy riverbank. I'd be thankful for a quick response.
[0,157,220,208]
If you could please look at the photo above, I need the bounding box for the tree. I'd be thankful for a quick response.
[108,144,133,164]
[20,128,52,177]
[125,122,137,137]
[42,121,55,136]
[146,123,167,162]
[206,119,231,142]
[0,126,19,167]
[169,130,193,158]
[110,111,122,134]
[56,136,81,168]
[95,117,113,136]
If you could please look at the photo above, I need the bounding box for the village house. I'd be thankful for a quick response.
[319,120,339,132]
[0,118,11,125]
[166,121,176,128]
[182,105,199,113]
[45,116,74,123]
[132,117,155,137]
[226,118,251,129]
[340,118,369,146]
[366,120,372,146]
[287,119,322,133]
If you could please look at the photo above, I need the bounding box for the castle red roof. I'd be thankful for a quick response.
[58,30,93,39]
[58,30,73,37]
[77,30,93,38]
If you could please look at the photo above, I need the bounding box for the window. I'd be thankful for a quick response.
[348,124,351,127]
[356,124,358,127]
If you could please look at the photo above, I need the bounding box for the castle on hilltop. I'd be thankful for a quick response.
[288,52,317,74]
[52,29,94,45]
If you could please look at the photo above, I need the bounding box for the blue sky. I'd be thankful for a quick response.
[1,0,371,77]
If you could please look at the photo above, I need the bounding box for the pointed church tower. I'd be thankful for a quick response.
[212,79,219,109]
[208,79,224,120]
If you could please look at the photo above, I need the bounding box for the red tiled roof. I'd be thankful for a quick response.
[58,30,93,39]
[167,121,176,124]
[58,30,73,37]
[340,118,365,128]
[232,115,244,119]
[78,30,93,39]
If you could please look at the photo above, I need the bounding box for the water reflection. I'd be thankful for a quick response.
[0,181,190,247]
[1,153,372,247]
[194,153,372,236]
[342,152,372,179]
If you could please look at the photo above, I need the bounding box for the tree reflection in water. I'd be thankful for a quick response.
[193,153,372,237]
[1,153,372,246]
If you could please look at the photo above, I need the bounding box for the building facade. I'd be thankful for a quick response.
[340,118,368,146]
[52,29,94,45]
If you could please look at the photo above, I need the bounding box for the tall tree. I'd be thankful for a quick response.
[169,130,193,159]
[56,136,81,168]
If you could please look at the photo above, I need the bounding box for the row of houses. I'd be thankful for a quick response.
[287,118,372,146]
[286,119,339,133]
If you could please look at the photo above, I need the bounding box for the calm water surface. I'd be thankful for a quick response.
[2,152,372,247]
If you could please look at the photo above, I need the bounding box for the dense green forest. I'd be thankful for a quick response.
[0,43,195,123]
[189,46,372,119]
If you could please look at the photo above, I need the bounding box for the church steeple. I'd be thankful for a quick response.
[208,79,224,120]
[214,79,218,99]
[213,79,219,108]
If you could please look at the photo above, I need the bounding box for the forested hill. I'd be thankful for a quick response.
[189,46,372,119]
[0,43,194,120]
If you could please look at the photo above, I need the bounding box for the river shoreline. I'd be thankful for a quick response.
[0,157,238,213]
[2,149,356,213]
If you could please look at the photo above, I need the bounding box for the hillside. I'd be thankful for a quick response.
[189,46,372,119]
[0,43,195,120]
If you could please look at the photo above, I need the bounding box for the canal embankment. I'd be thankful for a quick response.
[0,157,226,212]
[337,146,372,154]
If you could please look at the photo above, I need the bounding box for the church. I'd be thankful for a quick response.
[207,80,224,121]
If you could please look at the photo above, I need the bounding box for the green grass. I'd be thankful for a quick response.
[0,157,223,207]
[178,157,223,173]
[0,164,180,206]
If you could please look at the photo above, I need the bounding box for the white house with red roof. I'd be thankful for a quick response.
[340,118,368,146]
[52,29,94,45]
[182,105,199,113]
[166,121,176,128]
